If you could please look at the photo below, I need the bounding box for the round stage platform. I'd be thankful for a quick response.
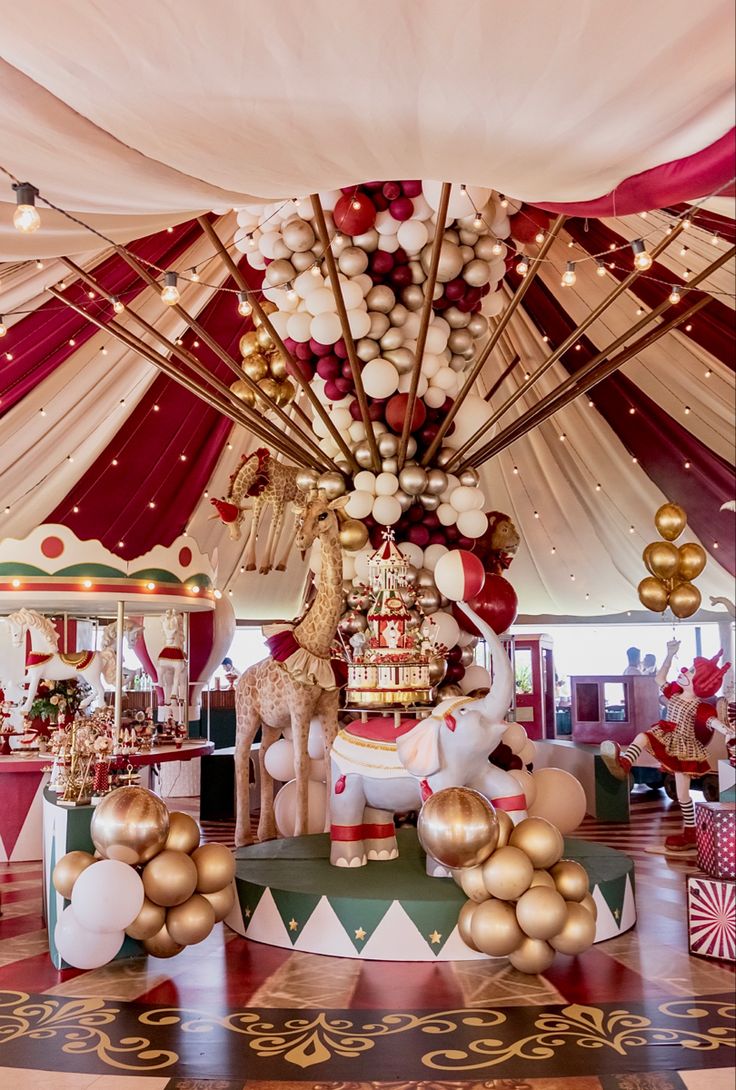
[227,829,636,961]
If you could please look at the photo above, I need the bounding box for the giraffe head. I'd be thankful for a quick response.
[293,488,348,553]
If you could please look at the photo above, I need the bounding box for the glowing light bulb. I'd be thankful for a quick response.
[310,264,321,277]
[12,183,41,233]
[191,267,200,282]
[112,296,124,314]
[669,286,681,304]
[11,578,21,588]
[190,584,200,594]
[352,200,361,211]
[631,239,652,270]
[35,259,44,270]
[682,217,691,229]
[491,238,503,256]
[473,215,484,230]
[237,291,252,317]
[161,271,180,305]
[214,589,222,599]
[499,195,508,208]
[711,234,719,246]
[561,261,576,287]
[535,231,545,244]
[82,579,92,589]
[0,316,5,337]
[516,255,529,276]
[286,283,298,303]
[147,581,156,590]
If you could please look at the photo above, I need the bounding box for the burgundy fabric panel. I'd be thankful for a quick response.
[47,261,260,559]
[513,274,736,576]
[533,128,735,217]
[189,610,214,683]
[0,222,203,418]
[564,219,735,370]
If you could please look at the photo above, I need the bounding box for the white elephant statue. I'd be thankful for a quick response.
[329,601,527,873]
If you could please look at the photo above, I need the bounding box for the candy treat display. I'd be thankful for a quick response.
[51,786,235,967]
[601,640,734,851]
[345,531,436,707]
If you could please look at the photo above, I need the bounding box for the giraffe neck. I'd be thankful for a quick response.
[230,460,257,504]
[294,530,343,658]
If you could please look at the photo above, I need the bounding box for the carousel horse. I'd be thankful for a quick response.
[7,608,109,712]
[156,609,188,710]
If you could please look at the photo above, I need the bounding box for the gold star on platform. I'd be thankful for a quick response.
[354,927,366,941]
[244,907,252,918]
[288,918,299,932]
[429,930,442,945]
[614,908,620,921]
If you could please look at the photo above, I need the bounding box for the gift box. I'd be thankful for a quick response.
[695,801,735,880]
[687,875,735,961]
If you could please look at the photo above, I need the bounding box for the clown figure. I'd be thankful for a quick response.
[601,639,733,851]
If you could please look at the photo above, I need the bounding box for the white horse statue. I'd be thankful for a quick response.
[8,608,111,712]
[157,609,187,710]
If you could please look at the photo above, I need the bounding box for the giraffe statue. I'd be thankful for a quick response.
[210,448,299,573]
[234,488,348,846]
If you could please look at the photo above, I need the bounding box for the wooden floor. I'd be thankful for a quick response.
[0,788,733,1088]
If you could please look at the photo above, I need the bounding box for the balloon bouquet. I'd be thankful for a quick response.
[52,786,236,967]
[638,502,707,618]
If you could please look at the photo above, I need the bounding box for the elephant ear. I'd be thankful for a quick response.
[397,718,441,777]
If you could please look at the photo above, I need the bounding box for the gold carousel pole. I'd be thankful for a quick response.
[113,601,125,752]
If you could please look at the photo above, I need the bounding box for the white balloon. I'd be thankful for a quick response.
[341,280,364,309]
[330,408,353,434]
[396,219,429,254]
[397,372,428,398]
[257,231,281,259]
[287,311,313,342]
[423,181,492,220]
[354,547,374,581]
[347,309,372,339]
[434,366,458,392]
[245,251,266,270]
[268,310,291,339]
[425,325,449,354]
[361,358,399,399]
[274,779,327,837]
[456,509,488,538]
[426,610,461,649]
[483,291,505,318]
[345,490,374,519]
[397,541,424,568]
[342,553,356,580]
[55,906,124,969]
[353,470,377,494]
[460,665,492,693]
[348,421,367,442]
[318,189,340,211]
[437,502,458,526]
[440,474,460,502]
[410,193,434,221]
[420,353,443,380]
[306,287,338,316]
[308,719,326,759]
[372,494,403,525]
[264,738,296,782]
[375,472,399,496]
[353,273,374,296]
[70,860,144,933]
[375,209,400,235]
[450,485,478,512]
[310,312,342,345]
[424,385,447,410]
[377,233,400,253]
[444,395,495,453]
[423,544,449,571]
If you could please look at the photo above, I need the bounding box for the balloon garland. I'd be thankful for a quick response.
[52,787,235,967]
[638,503,707,618]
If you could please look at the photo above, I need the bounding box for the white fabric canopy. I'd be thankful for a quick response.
[0,0,733,258]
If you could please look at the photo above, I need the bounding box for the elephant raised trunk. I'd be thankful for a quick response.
[454,601,513,726]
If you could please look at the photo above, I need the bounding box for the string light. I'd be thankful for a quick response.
[180,453,187,461]
[161,271,180,305]
[286,283,298,304]
[684,406,691,415]
[0,316,5,337]
[87,290,95,299]
[682,217,691,229]
[190,584,200,594]
[58,280,66,291]
[237,291,252,317]
[192,339,200,348]
[11,579,21,588]
[559,433,566,442]
[35,259,44,270]
[491,238,503,256]
[82,579,92,589]
[682,269,691,281]
[596,260,606,277]
[191,267,200,282]
[516,254,529,276]
[630,239,652,270]
[472,214,484,230]
[146,581,156,590]
[684,461,691,469]
[685,323,692,332]
[101,347,108,356]
[629,407,635,414]
[705,369,712,378]
[112,296,124,314]
[629,525,635,534]
[12,183,41,233]
[635,307,644,316]
[550,546,556,554]
[533,510,539,518]
[561,261,577,287]
[512,465,519,474]
[68,338,75,346]
[541,334,549,343]
[5,351,13,360]
[713,541,719,550]
[310,264,322,277]
[39,408,45,416]
[679,245,689,256]
[534,230,545,244]
[148,500,156,508]
[669,286,682,304]
[499,195,509,208]
[711,233,719,246]
[595,483,601,491]
[111,458,118,466]
[72,505,79,513]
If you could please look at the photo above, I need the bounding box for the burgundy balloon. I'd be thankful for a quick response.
[294,342,313,360]
[391,265,413,288]
[334,377,353,394]
[282,336,297,352]
[447,645,463,664]
[372,191,389,211]
[385,393,427,433]
[341,361,354,380]
[407,525,430,547]
[310,338,333,357]
[407,505,425,523]
[334,339,348,359]
[394,247,408,265]
[286,358,313,380]
[349,399,363,421]
[445,278,466,301]
[324,380,342,401]
[452,573,518,636]
[371,251,394,275]
[316,357,341,381]
[418,423,439,446]
[401,180,423,197]
[382,181,401,200]
[389,196,414,221]
[333,193,377,235]
[445,663,465,684]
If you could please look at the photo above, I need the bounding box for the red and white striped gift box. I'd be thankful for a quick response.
[687,875,735,961]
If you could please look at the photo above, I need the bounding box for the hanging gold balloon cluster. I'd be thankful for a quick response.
[53,787,236,959]
[638,503,707,619]
[231,300,296,409]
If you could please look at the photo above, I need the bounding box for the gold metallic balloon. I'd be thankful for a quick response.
[508,936,556,974]
[549,901,596,955]
[417,787,499,870]
[669,581,701,619]
[142,921,184,959]
[52,850,96,900]
[509,817,564,870]
[91,786,169,866]
[530,869,556,889]
[481,846,534,901]
[243,353,269,381]
[257,377,280,404]
[191,843,236,895]
[252,299,277,327]
[515,886,568,940]
[550,859,589,903]
[142,849,198,907]
[230,379,256,407]
[164,811,201,855]
[338,518,370,552]
[643,540,680,580]
[256,325,274,350]
[428,656,448,685]
[166,893,216,946]
[457,899,479,950]
[269,353,288,381]
[655,502,687,542]
[580,892,598,921]
[453,864,490,903]
[201,882,236,923]
[495,809,514,850]
[274,379,296,406]
[239,331,260,357]
[317,471,347,500]
[296,468,320,492]
[677,542,707,582]
[125,896,166,940]
[638,576,669,613]
[470,897,524,956]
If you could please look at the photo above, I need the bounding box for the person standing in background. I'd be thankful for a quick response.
[642,653,657,675]
[623,647,642,675]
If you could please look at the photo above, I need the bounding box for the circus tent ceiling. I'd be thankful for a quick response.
[0,1,734,623]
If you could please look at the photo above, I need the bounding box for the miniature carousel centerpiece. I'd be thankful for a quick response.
[346,531,434,708]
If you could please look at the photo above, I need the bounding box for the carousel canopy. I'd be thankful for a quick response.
[0,2,734,622]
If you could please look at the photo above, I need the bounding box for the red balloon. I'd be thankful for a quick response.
[389,196,414,221]
[333,193,377,235]
[401,180,423,197]
[382,181,401,200]
[385,393,427,433]
[453,573,518,636]
[509,205,552,245]
[407,525,430,547]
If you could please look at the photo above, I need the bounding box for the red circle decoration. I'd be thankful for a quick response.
[178,546,192,568]
[385,393,427,433]
[453,573,519,636]
[40,535,64,559]
[333,193,377,236]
